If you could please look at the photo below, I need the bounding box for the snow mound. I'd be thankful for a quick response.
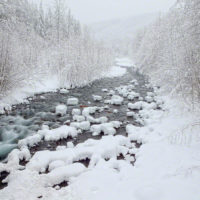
[104,66,127,78]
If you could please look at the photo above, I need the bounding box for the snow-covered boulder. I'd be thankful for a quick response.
[82,107,97,117]
[73,115,85,122]
[67,98,79,106]
[128,102,143,110]
[70,121,91,131]
[145,96,154,103]
[93,95,102,102]
[111,95,124,105]
[127,112,137,118]
[102,89,108,92]
[60,88,69,94]
[44,125,78,141]
[90,121,122,136]
[56,105,67,116]
[72,109,81,116]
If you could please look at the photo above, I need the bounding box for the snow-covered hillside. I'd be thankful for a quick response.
[90,13,159,41]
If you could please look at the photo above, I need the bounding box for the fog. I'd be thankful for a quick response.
[36,0,176,24]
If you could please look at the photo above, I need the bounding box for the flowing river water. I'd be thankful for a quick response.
[0,67,151,161]
[0,65,156,190]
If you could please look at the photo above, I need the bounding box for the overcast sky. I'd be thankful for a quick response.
[40,0,176,24]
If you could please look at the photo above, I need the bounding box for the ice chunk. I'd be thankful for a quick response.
[67,98,79,105]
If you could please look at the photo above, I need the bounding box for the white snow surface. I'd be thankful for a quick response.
[103,66,127,78]
[115,57,135,67]
[67,98,79,106]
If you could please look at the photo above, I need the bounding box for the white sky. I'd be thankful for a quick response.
[40,0,176,24]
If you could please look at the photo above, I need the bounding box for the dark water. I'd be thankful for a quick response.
[0,67,151,160]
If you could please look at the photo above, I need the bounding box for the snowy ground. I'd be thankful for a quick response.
[0,59,200,200]
[115,57,135,67]
[103,66,127,78]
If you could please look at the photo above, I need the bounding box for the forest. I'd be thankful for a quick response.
[133,0,200,108]
[0,0,113,99]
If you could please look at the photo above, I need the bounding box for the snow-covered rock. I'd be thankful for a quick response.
[82,107,97,117]
[67,142,74,148]
[87,116,108,124]
[67,98,79,106]
[102,89,108,92]
[70,121,91,131]
[73,115,85,122]
[72,109,81,116]
[108,90,115,96]
[90,121,122,136]
[44,126,78,141]
[55,105,67,116]
[93,95,102,102]
[128,102,143,110]
[45,163,86,186]
[127,112,137,118]
[113,109,118,113]
[111,95,124,105]
[60,88,69,94]
[145,96,154,103]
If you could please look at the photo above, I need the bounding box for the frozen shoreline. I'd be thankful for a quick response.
[0,60,128,114]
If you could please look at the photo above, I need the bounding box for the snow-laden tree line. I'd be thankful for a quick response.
[133,0,200,107]
[0,0,113,98]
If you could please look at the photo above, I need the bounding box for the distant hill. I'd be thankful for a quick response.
[90,13,159,42]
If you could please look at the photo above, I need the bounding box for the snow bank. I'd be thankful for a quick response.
[115,57,135,67]
[103,66,127,78]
